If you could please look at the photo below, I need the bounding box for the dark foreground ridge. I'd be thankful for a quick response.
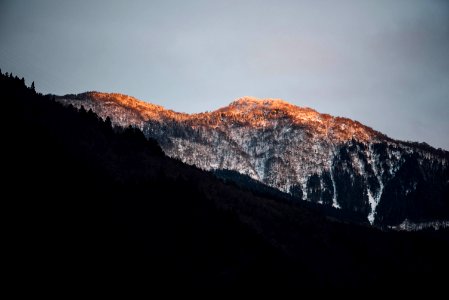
[3,71,449,291]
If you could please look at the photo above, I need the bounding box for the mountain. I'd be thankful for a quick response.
[57,92,449,226]
[4,71,449,290]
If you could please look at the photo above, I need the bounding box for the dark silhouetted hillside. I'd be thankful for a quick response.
[3,70,449,291]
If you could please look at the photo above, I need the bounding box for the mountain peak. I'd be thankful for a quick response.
[228,96,296,111]
[231,96,288,105]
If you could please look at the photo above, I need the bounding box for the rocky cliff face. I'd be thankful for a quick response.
[57,92,449,226]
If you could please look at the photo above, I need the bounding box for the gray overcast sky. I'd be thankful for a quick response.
[1,0,448,149]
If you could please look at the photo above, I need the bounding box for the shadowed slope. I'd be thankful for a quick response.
[3,72,448,291]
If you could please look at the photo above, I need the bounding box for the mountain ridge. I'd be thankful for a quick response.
[61,92,447,151]
[60,92,384,142]
[57,92,449,226]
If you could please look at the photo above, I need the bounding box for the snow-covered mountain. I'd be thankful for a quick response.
[57,92,449,226]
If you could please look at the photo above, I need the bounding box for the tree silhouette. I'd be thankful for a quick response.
[105,116,112,129]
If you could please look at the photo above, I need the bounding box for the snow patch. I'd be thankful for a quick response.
[329,162,340,209]
[367,190,376,224]
[366,144,385,224]
[390,219,449,231]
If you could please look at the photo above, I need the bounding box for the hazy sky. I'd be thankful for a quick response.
[1,0,448,149]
